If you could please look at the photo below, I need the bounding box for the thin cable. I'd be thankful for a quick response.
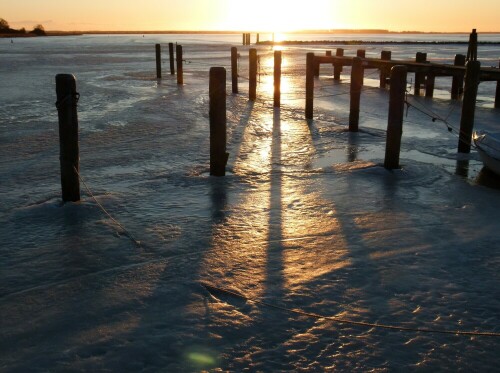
[74,166,142,248]
[202,283,500,338]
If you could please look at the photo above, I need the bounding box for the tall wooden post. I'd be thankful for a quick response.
[209,67,228,177]
[380,50,392,88]
[305,53,315,119]
[458,60,481,153]
[249,48,257,101]
[334,48,344,80]
[169,43,175,75]
[356,49,366,58]
[55,74,80,202]
[231,47,238,94]
[384,66,408,169]
[242,33,245,45]
[155,44,162,79]
[495,60,500,108]
[451,54,466,99]
[274,50,282,107]
[257,33,260,43]
[349,57,363,132]
[425,73,435,98]
[176,44,183,85]
[414,52,427,96]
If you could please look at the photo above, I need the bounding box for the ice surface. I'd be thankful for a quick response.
[1,34,500,371]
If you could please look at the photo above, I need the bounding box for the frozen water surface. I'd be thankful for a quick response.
[1,34,500,371]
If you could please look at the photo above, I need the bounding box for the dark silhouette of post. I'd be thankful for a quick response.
[155,44,162,79]
[176,44,183,85]
[356,49,366,58]
[256,33,260,43]
[414,52,427,96]
[425,73,435,97]
[384,66,408,169]
[55,74,80,202]
[242,33,245,45]
[466,29,478,62]
[249,48,257,101]
[349,57,363,132]
[305,53,315,119]
[274,50,282,107]
[451,54,466,99]
[334,48,344,80]
[380,50,392,88]
[231,47,238,94]
[209,67,228,176]
[495,59,500,108]
[458,60,481,153]
[169,43,175,75]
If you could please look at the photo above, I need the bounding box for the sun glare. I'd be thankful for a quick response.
[224,0,335,32]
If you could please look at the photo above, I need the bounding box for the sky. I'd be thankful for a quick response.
[1,0,499,32]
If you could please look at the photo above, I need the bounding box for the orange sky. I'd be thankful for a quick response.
[1,0,499,32]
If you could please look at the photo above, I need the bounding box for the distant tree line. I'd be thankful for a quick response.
[0,18,46,36]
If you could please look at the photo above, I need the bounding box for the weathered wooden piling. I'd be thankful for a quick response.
[256,33,260,43]
[155,44,162,79]
[451,54,466,99]
[169,43,175,75]
[249,48,257,101]
[349,57,364,132]
[231,47,238,94]
[414,52,427,95]
[55,74,80,202]
[458,60,481,153]
[274,50,282,107]
[356,49,366,58]
[380,51,392,88]
[305,53,315,119]
[425,73,435,98]
[242,33,245,45]
[334,48,344,80]
[466,29,478,62]
[209,67,228,177]
[495,59,500,108]
[176,44,183,85]
[384,66,408,169]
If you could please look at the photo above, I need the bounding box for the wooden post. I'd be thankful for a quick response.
[209,67,228,177]
[274,50,282,107]
[349,57,363,132]
[414,52,427,96]
[176,44,183,85]
[155,44,162,79]
[458,60,481,153]
[242,33,245,45]
[256,33,260,43]
[55,74,80,202]
[249,48,257,101]
[495,60,500,108]
[305,53,315,119]
[231,47,238,94]
[334,48,344,80]
[384,66,408,169]
[425,73,435,98]
[356,49,366,58]
[169,42,175,75]
[466,29,478,62]
[380,50,392,88]
[451,54,466,99]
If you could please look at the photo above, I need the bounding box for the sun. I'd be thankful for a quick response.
[223,0,335,32]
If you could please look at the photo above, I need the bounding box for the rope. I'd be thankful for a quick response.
[73,166,142,248]
[202,283,500,338]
